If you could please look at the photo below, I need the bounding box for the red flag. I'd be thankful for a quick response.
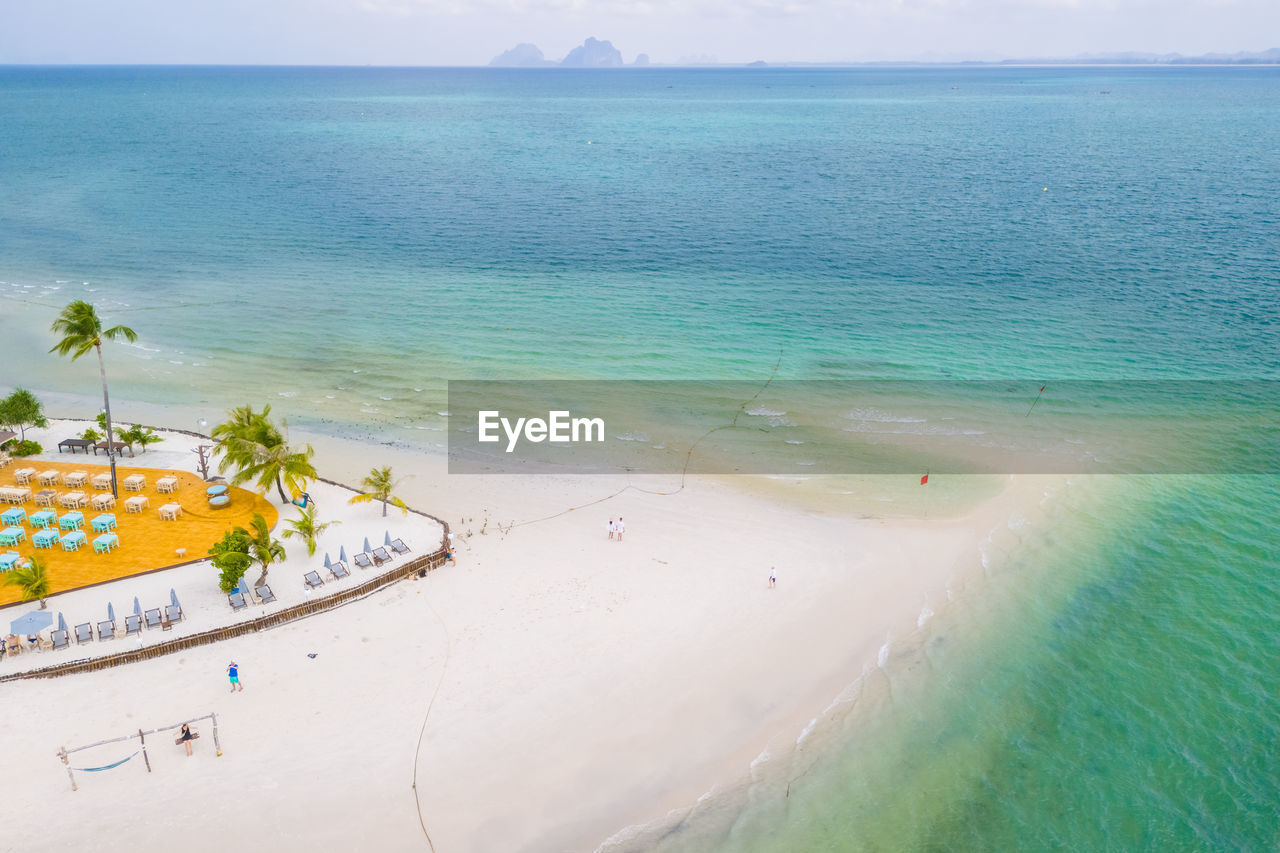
[920,473,929,485]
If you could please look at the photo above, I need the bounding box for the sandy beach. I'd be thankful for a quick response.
[0,410,1056,852]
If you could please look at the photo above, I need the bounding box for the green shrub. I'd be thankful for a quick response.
[10,439,42,457]
[210,526,254,592]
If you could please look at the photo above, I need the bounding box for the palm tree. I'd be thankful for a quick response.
[49,301,137,497]
[349,466,409,517]
[3,555,51,609]
[282,504,340,556]
[245,512,285,587]
[212,405,315,503]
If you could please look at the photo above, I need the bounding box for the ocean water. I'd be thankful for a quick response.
[2,66,1279,850]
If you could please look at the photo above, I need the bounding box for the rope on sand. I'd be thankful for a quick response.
[410,591,453,852]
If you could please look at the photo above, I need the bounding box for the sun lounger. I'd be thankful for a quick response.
[229,591,247,611]
[145,608,162,630]
[372,546,393,565]
[50,629,70,650]
[98,620,115,640]
[124,614,142,636]
[74,623,93,644]
[255,584,276,604]
[353,552,373,570]
[165,603,183,625]
[304,571,324,590]
[330,560,350,580]
[390,538,411,555]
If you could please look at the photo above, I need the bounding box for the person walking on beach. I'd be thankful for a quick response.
[178,723,195,756]
[228,661,243,692]
[769,567,776,588]
[616,517,625,542]
[608,518,615,540]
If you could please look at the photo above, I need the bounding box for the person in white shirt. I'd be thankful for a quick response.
[616,517,625,542]
[607,518,615,540]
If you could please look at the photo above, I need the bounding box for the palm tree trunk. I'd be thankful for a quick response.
[256,567,269,587]
[96,343,119,498]
[382,497,388,517]
[275,473,289,504]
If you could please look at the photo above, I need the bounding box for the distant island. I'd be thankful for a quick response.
[490,38,648,68]
[489,45,1278,68]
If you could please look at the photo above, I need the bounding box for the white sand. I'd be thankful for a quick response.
[1,415,1054,852]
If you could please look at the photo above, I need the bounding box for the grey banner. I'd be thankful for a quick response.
[446,380,1280,475]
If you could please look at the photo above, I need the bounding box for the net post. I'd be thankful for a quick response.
[58,746,78,792]
[139,728,151,773]
[211,712,222,757]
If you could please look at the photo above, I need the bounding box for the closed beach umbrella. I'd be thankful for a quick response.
[324,553,332,569]
[10,610,53,636]
[107,602,116,623]
[339,545,347,563]
[237,577,251,597]
[384,531,392,547]
[133,597,142,617]
[362,537,371,554]
[57,612,68,633]
[170,588,181,609]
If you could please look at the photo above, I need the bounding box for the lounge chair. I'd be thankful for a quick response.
[97,620,115,640]
[390,538,411,555]
[330,560,350,580]
[255,584,276,604]
[50,629,70,650]
[352,552,373,570]
[372,546,393,565]
[165,604,183,625]
[124,614,142,636]
[303,571,324,590]
[228,592,247,611]
[74,623,93,644]
[144,608,163,630]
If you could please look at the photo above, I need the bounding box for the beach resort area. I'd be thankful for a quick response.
[1,392,1057,852]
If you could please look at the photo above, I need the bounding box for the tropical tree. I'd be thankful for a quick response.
[246,512,286,587]
[81,428,102,442]
[212,404,316,504]
[349,466,409,517]
[49,301,137,497]
[115,423,164,455]
[0,388,49,441]
[3,555,52,609]
[209,527,254,593]
[282,504,340,557]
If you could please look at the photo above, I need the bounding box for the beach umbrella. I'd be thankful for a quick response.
[384,531,392,547]
[237,577,251,597]
[339,545,347,563]
[324,553,332,569]
[9,610,53,636]
[57,612,67,633]
[107,602,116,623]
[170,588,181,609]
[362,537,371,554]
[133,597,142,617]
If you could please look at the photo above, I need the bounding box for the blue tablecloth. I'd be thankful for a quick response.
[59,511,85,530]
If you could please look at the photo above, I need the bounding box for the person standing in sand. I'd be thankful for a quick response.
[616,517,625,542]
[228,661,243,692]
[608,518,615,540]
[769,567,776,588]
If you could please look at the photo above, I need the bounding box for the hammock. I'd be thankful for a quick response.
[73,750,140,772]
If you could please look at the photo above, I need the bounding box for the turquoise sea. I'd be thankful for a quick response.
[2,66,1279,850]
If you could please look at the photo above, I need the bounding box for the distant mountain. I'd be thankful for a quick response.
[560,37,624,68]
[489,43,555,67]
[999,47,1280,65]
[634,53,651,67]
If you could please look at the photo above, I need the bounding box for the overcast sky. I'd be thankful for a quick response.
[1,0,1276,66]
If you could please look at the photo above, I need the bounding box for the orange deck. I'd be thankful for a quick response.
[0,459,278,605]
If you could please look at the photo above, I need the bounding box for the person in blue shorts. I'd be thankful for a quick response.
[228,661,243,692]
